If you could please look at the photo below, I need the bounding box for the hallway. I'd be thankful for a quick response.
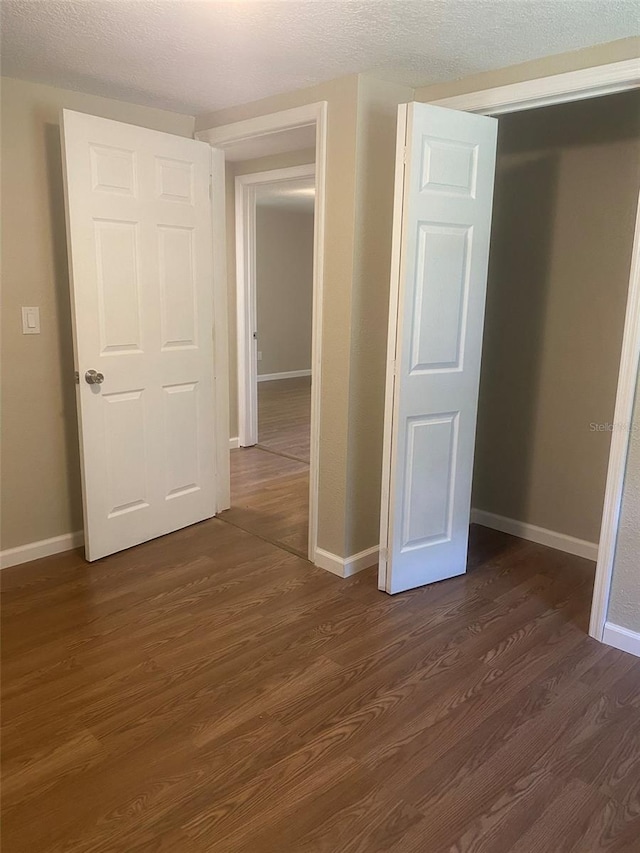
[222,376,311,557]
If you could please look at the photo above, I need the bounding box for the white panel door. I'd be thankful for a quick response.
[61,110,218,560]
[379,103,498,594]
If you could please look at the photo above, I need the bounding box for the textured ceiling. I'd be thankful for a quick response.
[1,1,638,116]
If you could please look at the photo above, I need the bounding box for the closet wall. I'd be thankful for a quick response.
[472,90,640,544]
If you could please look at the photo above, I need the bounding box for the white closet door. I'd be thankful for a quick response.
[380,102,498,594]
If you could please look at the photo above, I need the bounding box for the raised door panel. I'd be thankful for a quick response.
[163,382,200,500]
[94,220,142,355]
[411,224,472,374]
[103,390,149,518]
[90,144,137,196]
[155,156,194,204]
[420,137,478,197]
[158,226,197,351]
[402,413,459,551]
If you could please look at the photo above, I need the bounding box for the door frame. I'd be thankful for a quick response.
[196,102,327,562]
[430,58,640,643]
[234,163,316,447]
[209,146,232,513]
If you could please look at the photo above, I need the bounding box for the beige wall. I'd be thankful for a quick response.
[256,206,314,377]
[472,90,640,543]
[345,75,414,554]
[0,77,194,551]
[201,76,361,556]
[224,148,316,438]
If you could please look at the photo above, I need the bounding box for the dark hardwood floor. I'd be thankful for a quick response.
[2,519,640,852]
[222,446,309,556]
[222,376,311,557]
[257,375,311,464]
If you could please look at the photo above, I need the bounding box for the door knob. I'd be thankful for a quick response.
[85,369,104,385]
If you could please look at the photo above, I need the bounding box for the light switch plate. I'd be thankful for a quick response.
[22,306,40,335]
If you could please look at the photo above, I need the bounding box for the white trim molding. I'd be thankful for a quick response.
[432,59,640,115]
[471,509,598,562]
[314,545,379,579]
[257,369,311,382]
[0,531,84,569]
[196,102,322,149]
[602,622,640,658]
[229,436,240,449]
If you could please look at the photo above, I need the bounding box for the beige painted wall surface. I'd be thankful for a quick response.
[472,90,640,543]
[0,77,194,551]
[224,148,315,439]
[256,206,314,377]
[415,37,640,102]
[608,368,640,633]
[345,75,414,555]
[202,76,360,556]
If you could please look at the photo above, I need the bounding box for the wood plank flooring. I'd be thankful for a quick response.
[222,376,311,557]
[2,521,640,852]
[257,376,311,464]
[222,446,309,556]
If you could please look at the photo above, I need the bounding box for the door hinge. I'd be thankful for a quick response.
[380,546,389,563]
[403,146,407,165]
[74,371,79,384]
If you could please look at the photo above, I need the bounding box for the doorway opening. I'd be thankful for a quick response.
[197,105,327,560]
[229,166,315,557]
[427,66,640,644]
[254,178,315,461]
[468,88,640,621]
[235,164,315,449]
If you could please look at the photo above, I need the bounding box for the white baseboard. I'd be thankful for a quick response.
[229,436,240,449]
[603,622,640,658]
[470,509,598,561]
[257,369,311,382]
[0,531,84,569]
[314,545,379,578]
